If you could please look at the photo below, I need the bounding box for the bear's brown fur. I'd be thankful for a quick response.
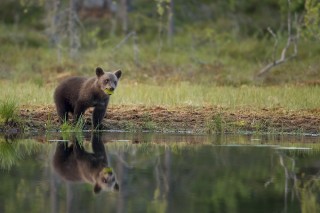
[54,67,121,129]
[53,133,119,193]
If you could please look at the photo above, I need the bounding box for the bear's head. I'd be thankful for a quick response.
[96,67,122,95]
[94,166,119,194]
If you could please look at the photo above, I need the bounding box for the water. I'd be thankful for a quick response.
[1,132,320,213]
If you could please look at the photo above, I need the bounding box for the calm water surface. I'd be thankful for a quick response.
[1,132,320,213]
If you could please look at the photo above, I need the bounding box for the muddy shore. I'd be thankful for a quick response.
[0,104,318,135]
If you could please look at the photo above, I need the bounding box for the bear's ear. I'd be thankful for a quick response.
[96,67,104,77]
[114,69,122,79]
[93,183,102,194]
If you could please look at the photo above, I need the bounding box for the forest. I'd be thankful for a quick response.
[0,0,319,84]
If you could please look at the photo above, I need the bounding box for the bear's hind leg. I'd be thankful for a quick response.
[56,104,69,124]
[74,102,87,125]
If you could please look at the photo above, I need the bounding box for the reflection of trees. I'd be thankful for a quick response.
[278,152,297,213]
[110,145,290,212]
[299,178,320,213]
[3,135,320,212]
[148,147,172,212]
[0,136,51,213]
[277,150,320,213]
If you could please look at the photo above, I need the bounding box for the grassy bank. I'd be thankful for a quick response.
[1,80,319,134]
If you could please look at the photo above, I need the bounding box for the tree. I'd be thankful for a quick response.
[304,0,320,40]
[118,0,129,34]
[256,0,299,77]
[167,0,174,45]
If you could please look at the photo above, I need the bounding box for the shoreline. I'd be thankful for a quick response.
[1,104,320,135]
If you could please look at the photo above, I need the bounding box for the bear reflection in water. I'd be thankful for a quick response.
[53,133,119,194]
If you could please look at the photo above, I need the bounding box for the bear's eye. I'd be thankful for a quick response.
[114,81,117,86]
[104,79,109,84]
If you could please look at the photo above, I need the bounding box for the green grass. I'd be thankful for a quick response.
[111,83,320,110]
[0,81,319,110]
[60,115,86,132]
[0,98,18,123]
[205,114,226,134]
[0,81,53,106]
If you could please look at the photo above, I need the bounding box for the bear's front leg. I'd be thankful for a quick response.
[92,106,107,130]
[91,133,107,159]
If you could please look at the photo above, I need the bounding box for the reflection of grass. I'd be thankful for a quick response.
[0,138,44,170]
[0,141,16,169]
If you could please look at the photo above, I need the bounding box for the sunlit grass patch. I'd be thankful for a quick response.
[0,81,53,106]
[0,81,320,111]
[111,83,320,110]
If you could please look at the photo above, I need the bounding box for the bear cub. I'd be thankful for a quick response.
[54,67,122,129]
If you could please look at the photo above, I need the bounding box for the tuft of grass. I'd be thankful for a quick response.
[142,120,158,131]
[74,115,86,131]
[60,122,72,132]
[121,120,139,132]
[141,112,157,131]
[0,99,18,123]
[206,114,226,134]
[60,115,86,132]
[45,112,55,131]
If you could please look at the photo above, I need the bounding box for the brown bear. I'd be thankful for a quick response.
[53,133,119,193]
[54,67,122,129]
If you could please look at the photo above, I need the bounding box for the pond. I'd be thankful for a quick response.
[1,132,320,213]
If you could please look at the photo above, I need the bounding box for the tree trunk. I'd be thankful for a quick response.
[167,0,174,45]
[68,0,80,58]
[118,0,128,34]
[46,0,62,62]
